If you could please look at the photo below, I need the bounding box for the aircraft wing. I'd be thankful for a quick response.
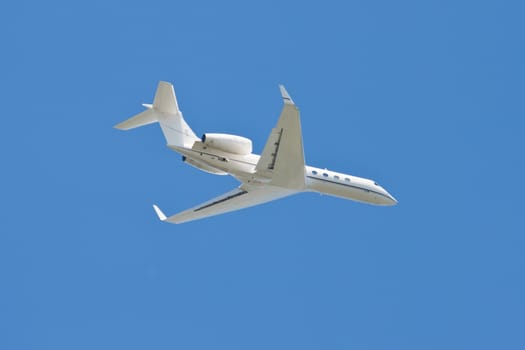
[255,85,306,189]
[153,185,296,224]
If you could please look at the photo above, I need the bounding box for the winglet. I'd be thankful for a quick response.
[279,85,294,105]
[152,204,167,221]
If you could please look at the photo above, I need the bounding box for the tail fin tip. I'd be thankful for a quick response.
[153,81,179,114]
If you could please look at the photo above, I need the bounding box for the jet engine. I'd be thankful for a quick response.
[201,133,252,155]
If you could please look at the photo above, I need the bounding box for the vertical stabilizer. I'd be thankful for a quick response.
[153,81,180,114]
[114,81,198,148]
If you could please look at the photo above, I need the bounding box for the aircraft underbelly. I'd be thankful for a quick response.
[175,146,257,178]
[306,177,383,205]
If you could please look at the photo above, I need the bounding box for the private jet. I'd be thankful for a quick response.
[115,81,397,224]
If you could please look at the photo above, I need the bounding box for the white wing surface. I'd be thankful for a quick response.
[153,185,296,224]
[255,85,305,189]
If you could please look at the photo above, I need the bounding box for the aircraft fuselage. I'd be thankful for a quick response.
[172,143,396,206]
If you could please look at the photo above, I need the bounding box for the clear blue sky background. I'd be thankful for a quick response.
[1,0,524,349]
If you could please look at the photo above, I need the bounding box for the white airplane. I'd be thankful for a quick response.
[115,81,397,224]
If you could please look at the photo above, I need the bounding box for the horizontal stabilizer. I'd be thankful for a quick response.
[114,108,157,130]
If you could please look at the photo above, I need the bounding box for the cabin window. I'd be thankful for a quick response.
[345,178,350,182]
[334,175,340,180]
[323,173,328,177]
[312,170,318,175]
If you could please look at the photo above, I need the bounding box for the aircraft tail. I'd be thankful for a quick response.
[114,81,198,148]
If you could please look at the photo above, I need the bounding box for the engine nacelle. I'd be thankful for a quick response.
[201,133,252,155]
[182,156,227,175]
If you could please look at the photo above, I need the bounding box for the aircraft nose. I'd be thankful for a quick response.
[382,190,398,206]
[388,194,398,205]
[372,183,398,205]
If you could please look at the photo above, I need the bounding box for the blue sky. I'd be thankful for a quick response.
[1,0,524,349]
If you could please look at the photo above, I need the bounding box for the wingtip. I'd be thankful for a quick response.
[152,204,167,221]
[279,85,294,105]
[113,120,130,130]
